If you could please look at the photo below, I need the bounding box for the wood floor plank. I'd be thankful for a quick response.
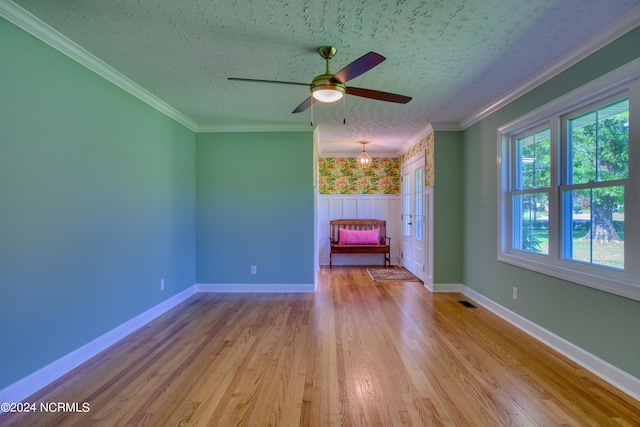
[1,266,638,426]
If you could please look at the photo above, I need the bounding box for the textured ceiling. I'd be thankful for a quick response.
[7,0,640,155]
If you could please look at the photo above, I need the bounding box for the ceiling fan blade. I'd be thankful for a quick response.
[331,52,385,84]
[292,97,312,113]
[228,77,309,87]
[346,87,412,104]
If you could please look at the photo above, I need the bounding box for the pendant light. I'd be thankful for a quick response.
[357,142,372,170]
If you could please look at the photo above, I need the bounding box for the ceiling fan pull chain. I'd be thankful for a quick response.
[343,95,346,124]
[310,97,314,126]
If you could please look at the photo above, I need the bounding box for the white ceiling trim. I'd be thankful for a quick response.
[430,123,464,132]
[319,150,400,159]
[196,123,314,133]
[396,124,434,157]
[0,1,198,132]
[461,3,640,130]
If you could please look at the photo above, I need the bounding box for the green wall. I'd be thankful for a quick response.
[0,18,196,389]
[462,27,640,378]
[196,132,315,286]
[433,131,464,284]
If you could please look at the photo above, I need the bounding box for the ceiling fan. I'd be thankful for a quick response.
[228,46,412,114]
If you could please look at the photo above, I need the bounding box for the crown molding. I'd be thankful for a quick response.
[0,1,198,132]
[460,4,640,130]
[431,123,463,131]
[318,150,399,159]
[196,123,314,133]
[396,124,433,156]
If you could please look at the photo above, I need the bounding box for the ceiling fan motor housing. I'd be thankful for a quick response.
[311,74,345,92]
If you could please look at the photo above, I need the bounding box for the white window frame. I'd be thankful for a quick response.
[510,124,553,255]
[498,58,640,302]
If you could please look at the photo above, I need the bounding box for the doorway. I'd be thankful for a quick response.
[401,156,427,280]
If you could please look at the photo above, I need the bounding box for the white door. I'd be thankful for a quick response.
[424,187,434,288]
[402,157,425,280]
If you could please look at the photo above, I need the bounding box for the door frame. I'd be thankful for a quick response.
[423,186,434,289]
[401,154,427,280]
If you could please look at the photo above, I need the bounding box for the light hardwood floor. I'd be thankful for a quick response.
[1,267,639,426]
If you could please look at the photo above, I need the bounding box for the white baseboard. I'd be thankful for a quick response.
[320,255,395,267]
[430,283,463,293]
[0,286,198,404]
[462,285,640,402]
[196,283,316,293]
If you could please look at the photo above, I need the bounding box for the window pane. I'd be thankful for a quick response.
[403,174,410,236]
[415,168,423,240]
[563,186,624,269]
[568,99,629,185]
[516,128,550,190]
[512,192,549,254]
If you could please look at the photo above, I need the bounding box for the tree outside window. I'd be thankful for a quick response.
[563,98,628,269]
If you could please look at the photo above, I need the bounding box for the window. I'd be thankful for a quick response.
[403,173,411,236]
[512,127,550,255]
[498,64,640,301]
[415,167,423,240]
[562,98,628,269]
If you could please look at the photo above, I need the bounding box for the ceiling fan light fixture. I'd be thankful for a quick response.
[311,73,345,103]
[357,142,372,170]
[312,87,344,103]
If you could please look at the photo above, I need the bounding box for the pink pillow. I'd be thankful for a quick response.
[339,228,380,245]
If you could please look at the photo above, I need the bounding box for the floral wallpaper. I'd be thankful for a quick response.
[318,157,400,194]
[318,132,434,194]
[399,132,434,187]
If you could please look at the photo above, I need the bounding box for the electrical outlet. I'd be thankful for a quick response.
[251,265,257,275]
[512,286,518,300]
[161,278,165,290]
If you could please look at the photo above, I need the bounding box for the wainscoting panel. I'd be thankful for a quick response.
[344,199,358,218]
[372,198,389,220]
[357,199,372,218]
[319,195,402,266]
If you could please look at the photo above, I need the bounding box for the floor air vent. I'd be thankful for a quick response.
[458,300,477,308]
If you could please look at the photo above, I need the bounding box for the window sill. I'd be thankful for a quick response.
[498,252,640,302]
